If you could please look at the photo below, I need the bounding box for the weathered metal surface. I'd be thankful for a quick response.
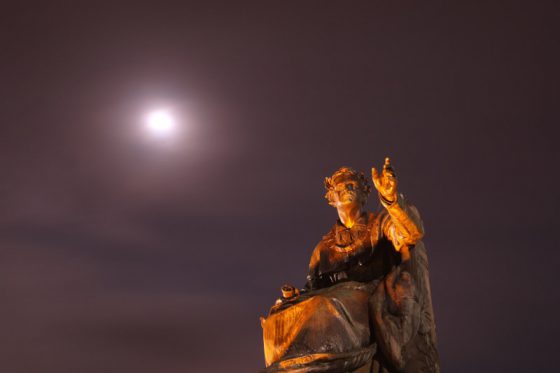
[261,159,439,372]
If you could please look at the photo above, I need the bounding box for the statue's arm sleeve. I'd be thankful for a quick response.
[379,193,424,252]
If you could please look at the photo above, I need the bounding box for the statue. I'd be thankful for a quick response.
[260,158,439,372]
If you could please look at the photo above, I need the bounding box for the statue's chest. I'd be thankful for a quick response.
[320,224,372,272]
[334,228,360,247]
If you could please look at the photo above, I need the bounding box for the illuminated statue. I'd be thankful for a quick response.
[261,158,439,372]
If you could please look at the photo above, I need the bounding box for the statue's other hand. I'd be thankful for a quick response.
[372,157,398,203]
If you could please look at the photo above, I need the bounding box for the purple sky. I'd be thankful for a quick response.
[1,1,558,372]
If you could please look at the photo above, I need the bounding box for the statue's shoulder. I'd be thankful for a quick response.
[368,209,391,226]
[367,210,389,245]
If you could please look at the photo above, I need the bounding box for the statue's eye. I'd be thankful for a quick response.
[346,184,354,191]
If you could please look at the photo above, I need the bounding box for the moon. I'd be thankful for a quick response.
[146,109,175,136]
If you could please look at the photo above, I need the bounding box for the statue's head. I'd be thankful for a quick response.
[324,167,371,208]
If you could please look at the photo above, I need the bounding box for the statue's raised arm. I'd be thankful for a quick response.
[371,157,424,261]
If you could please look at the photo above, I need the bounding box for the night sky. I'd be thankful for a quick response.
[1,2,559,372]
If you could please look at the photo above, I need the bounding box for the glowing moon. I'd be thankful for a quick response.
[146,110,175,135]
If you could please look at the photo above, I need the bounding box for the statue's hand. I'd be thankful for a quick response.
[372,157,398,203]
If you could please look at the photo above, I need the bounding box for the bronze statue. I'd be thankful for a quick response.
[261,158,439,372]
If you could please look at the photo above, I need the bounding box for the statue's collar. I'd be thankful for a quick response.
[335,212,368,231]
[333,212,369,250]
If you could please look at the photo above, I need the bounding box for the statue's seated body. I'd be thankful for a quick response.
[261,161,439,373]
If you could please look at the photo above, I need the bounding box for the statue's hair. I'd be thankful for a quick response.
[324,167,371,207]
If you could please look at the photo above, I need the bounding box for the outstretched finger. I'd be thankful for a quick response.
[383,157,396,178]
[383,157,391,170]
[371,167,381,190]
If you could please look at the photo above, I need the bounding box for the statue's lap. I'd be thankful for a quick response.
[262,281,378,372]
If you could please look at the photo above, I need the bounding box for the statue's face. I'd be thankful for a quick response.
[331,174,361,207]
